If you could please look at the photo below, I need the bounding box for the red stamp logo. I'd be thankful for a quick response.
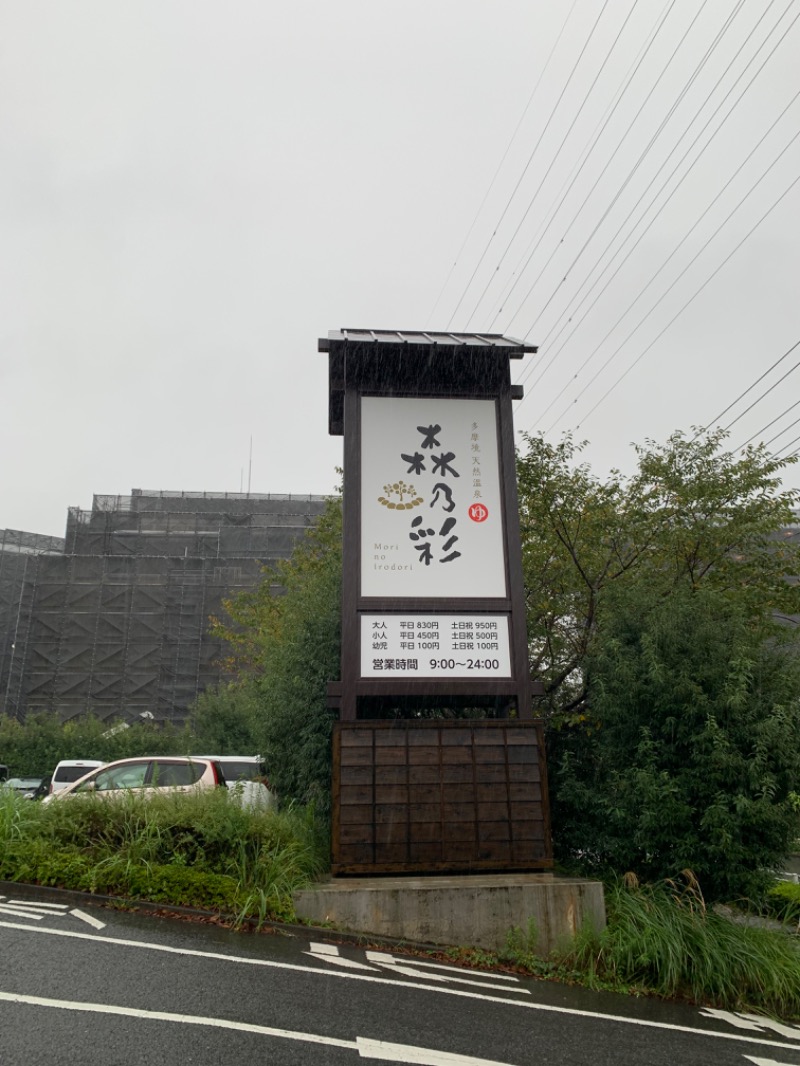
[468,503,489,523]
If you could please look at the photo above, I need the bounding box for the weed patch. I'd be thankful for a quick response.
[0,789,326,922]
[556,873,800,1016]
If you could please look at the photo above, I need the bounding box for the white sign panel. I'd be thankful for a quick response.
[361,397,507,598]
[361,615,512,678]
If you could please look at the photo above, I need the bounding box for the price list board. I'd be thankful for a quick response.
[361,614,512,679]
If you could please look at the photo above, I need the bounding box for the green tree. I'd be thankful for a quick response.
[0,713,191,777]
[518,428,800,899]
[517,429,800,723]
[551,580,800,899]
[188,684,261,755]
[211,495,342,812]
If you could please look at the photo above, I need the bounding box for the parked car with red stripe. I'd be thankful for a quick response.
[42,756,227,803]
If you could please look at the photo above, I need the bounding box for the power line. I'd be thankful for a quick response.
[462,0,632,330]
[505,0,741,342]
[521,0,786,386]
[775,432,800,457]
[565,169,800,432]
[534,81,800,428]
[701,338,800,435]
[445,0,614,329]
[762,411,800,450]
[719,349,800,434]
[518,0,798,412]
[425,0,579,327]
[482,0,676,331]
[511,0,716,342]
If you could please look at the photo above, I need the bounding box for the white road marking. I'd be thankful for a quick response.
[0,897,104,928]
[306,942,378,970]
[2,919,800,1054]
[0,896,69,919]
[309,945,528,989]
[743,1057,800,1066]
[700,1009,768,1031]
[356,1037,513,1064]
[70,908,106,930]
[0,906,48,920]
[376,957,521,981]
[7,900,69,910]
[738,1014,800,1041]
[0,989,354,1050]
[700,1010,800,1041]
[365,951,530,994]
[0,990,514,1064]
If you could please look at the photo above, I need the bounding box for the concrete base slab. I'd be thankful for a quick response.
[293,873,606,955]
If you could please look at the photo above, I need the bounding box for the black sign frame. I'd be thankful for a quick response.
[320,331,542,722]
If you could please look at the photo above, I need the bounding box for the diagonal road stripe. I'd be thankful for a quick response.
[0,991,515,1063]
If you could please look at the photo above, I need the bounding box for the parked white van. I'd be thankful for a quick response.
[50,759,105,794]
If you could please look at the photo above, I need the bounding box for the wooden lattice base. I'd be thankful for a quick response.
[332,719,552,875]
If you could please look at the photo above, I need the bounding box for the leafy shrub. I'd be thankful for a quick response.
[209,496,342,813]
[0,836,106,893]
[0,712,193,778]
[551,583,800,901]
[765,880,800,928]
[560,874,800,1016]
[90,862,240,911]
[0,789,327,921]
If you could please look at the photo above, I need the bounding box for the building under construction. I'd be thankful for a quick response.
[0,490,328,724]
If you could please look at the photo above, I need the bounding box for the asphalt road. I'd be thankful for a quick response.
[1,886,800,1066]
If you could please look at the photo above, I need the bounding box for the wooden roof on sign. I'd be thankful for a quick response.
[319,328,537,354]
[319,328,538,435]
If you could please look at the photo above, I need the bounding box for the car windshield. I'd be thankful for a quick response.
[87,762,149,791]
[151,761,203,787]
[219,761,260,781]
[56,765,100,783]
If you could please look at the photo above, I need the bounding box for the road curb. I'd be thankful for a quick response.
[0,879,451,955]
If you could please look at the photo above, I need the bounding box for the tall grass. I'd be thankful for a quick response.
[0,789,327,922]
[560,872,800,1017]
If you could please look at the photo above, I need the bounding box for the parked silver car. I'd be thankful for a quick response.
[42,756,227,803]
[2,777,48,800]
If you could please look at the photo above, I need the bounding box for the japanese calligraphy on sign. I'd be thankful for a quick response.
[361,614,512,678]
[361,397,506,598]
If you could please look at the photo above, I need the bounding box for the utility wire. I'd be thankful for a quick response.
[564,169,800,432]
[775,432,800,457]
[462,0,627,330]
[762,411,800,450]
[719,350,800,434]
[518,0,797,407]
[531,0,791,363]
[503,0,742,341]
[533,81,800,427]
[511,0,714,342]
[700,337,800,435]
[445,0,613,329]
[730,392,800,450]
[483,0,674,330]
[425,0,579,327]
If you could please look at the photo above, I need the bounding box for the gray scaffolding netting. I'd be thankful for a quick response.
[0,492,329,724]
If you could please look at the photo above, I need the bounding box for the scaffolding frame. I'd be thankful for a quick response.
[1,492,328,723]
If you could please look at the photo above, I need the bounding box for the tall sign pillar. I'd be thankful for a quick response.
[321,329,552,875]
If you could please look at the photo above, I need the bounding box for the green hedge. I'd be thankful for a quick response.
[0,788,326,921]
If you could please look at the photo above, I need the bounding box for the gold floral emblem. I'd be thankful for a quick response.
[377,480,424,510]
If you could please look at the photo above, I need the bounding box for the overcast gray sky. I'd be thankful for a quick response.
[2,0,799,538]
